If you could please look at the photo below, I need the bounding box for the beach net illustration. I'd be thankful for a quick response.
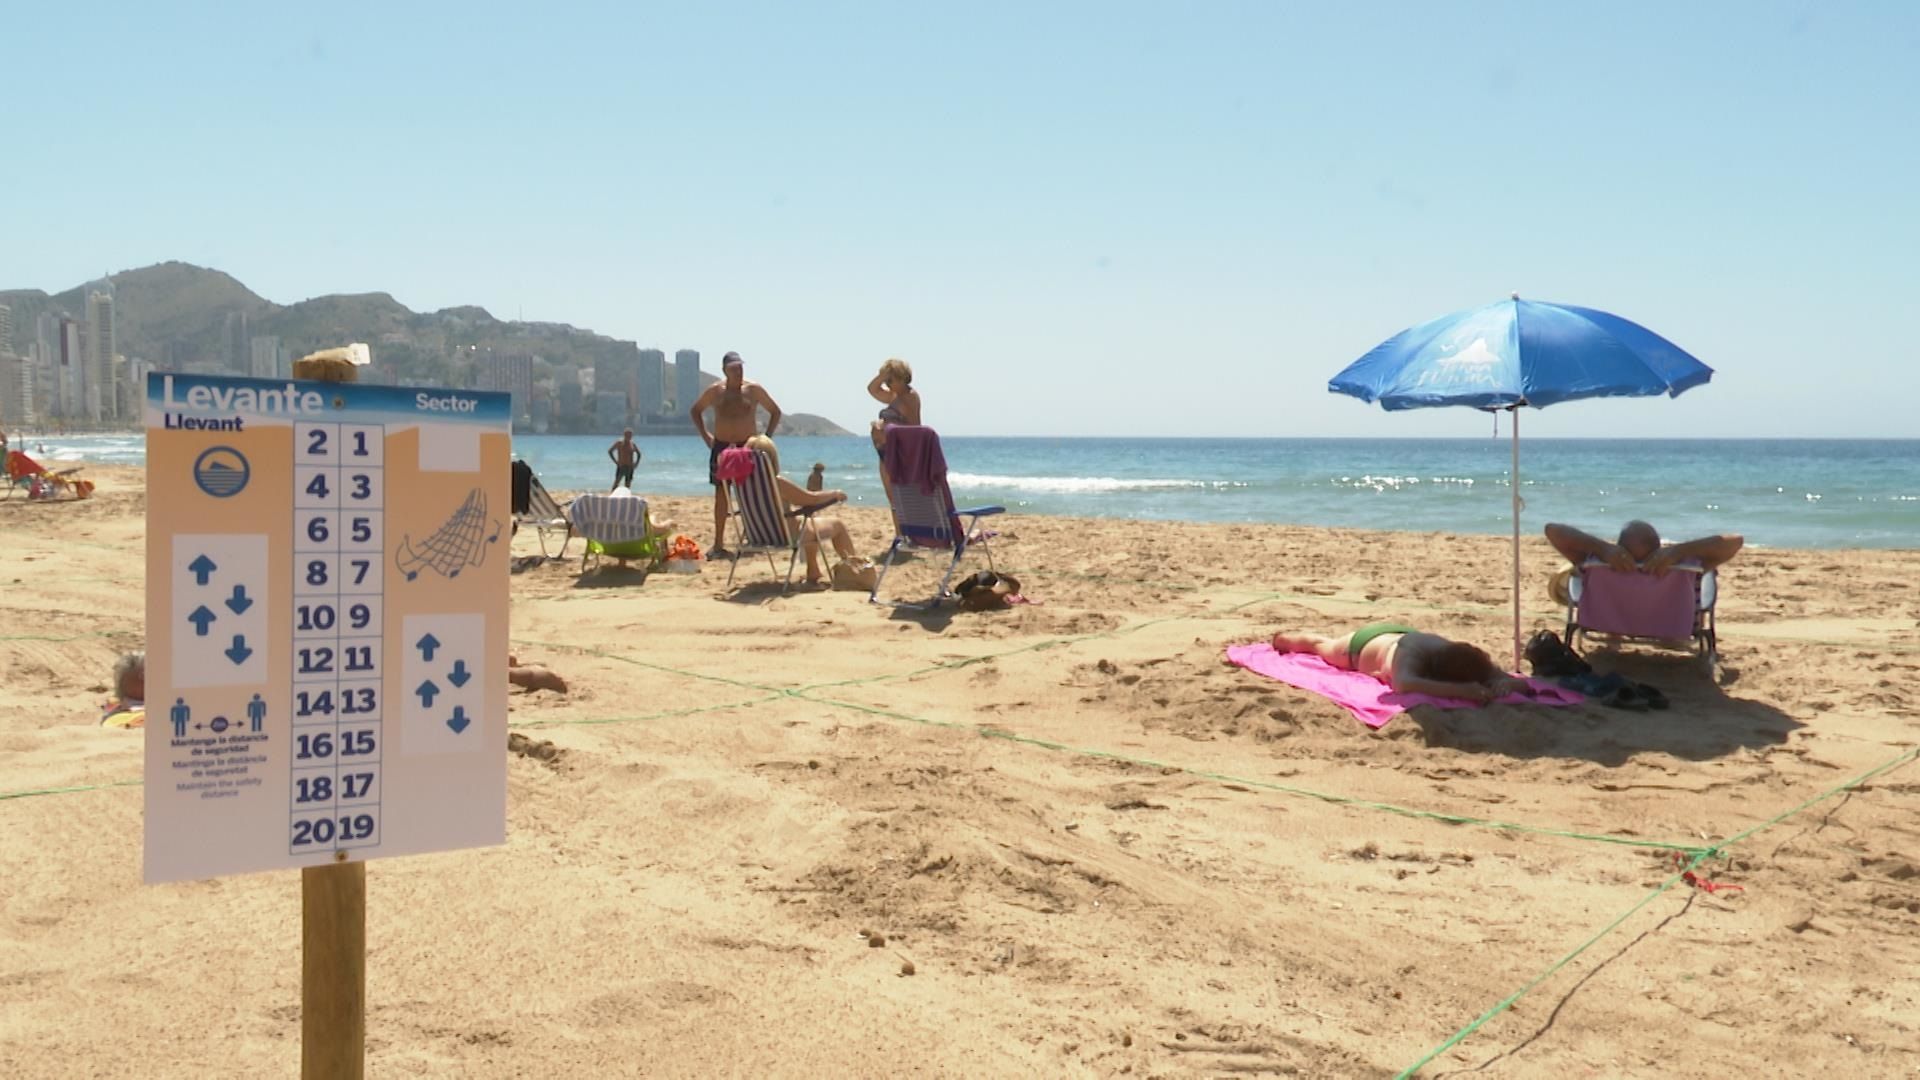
[396,488,501,580]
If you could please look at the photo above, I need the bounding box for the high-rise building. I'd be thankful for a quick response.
[594,391,627,427]
[249,335,284,379]
[58,318,82,418]
[637,348,666,418]
[0,303,13,355]
[595,347,640,420]
[85,290,116,421]
[557,376,584,420]
[674,350,701,417]
[225,311,251,374]
[476,353,534,421]
[0,351,35,425]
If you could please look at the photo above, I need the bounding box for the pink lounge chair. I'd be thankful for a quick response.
[1563,560,1719,668]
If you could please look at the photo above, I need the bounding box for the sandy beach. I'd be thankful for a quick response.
[3,464,1917,1077]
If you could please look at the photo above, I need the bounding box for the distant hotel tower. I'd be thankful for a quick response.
[674,350,701,415]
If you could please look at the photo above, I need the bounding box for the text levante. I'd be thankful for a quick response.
[157,375,485,417]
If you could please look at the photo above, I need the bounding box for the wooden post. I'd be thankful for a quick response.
[302,861,366,1079]
[295,349,367,1080]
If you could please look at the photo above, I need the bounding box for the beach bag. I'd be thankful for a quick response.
[831,558,879,592]
[1524,629,1591,678]
[956,570,1024,612]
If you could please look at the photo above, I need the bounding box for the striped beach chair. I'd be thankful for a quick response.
[568,492,663,571]
[871,427,1004,608]
[720,446,840,594]
[511,460,573,558]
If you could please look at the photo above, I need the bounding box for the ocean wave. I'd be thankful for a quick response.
[945,472,1246,494]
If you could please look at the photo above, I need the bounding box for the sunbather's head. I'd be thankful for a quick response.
[746,434,780,474]
[1617,520,1661,561]
[113,651,145,703]
[1422,641,1498,685]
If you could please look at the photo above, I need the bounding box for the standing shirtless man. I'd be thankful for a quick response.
[607,428,640,491]
[690,352,782,558]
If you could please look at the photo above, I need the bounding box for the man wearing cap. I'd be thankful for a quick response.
[690,352,783,559]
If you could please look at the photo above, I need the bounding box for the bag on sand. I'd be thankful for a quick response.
[831,558,880,592]
[1524,629,1591,678]
[956,570,1024,611]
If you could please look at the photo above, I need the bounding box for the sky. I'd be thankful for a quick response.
[6,2,1918,437]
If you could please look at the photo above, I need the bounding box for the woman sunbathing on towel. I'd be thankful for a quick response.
[1271,623,1531,705]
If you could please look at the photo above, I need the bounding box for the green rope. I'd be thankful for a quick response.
[0,630,134,643]
[1394,852,1708,1080]
[790,687,1705,855]
[1397,743,1920,1076]
[508,694,786,730]
[0,777,140,801]
[511,637,789,693]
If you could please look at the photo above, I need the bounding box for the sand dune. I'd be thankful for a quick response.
[2,465,1917,1077]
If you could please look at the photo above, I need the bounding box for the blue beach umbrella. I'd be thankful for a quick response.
[1329,295,1713,668]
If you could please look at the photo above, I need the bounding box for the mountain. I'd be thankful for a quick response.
[0,262,851,435]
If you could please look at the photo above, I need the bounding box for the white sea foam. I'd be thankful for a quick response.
[945,472,1245,494]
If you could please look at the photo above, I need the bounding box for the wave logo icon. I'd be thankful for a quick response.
[193,446,251,498]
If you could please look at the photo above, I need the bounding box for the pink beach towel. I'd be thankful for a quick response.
[1224,643,1584,729]
[717,446,758,484]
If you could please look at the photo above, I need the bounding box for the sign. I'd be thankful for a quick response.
[144,373,511,883]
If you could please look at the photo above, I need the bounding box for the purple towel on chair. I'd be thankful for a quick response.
[1225,643,1583,729]
[882,425,947,495]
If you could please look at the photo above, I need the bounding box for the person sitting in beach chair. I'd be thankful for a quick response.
[720,435,856,591]
[4,449,93,500]
[1545,521,1731,666]
[511,459,574,558]
[568,486,674,571]
[1271,624,1532,704]
[1545,521,1743,582]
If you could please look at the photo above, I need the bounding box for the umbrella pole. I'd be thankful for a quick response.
[1510,407,1523,672]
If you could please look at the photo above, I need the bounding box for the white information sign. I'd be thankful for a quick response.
[144,373,511,883]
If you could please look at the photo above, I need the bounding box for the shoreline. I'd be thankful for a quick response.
[40,457,1919,554]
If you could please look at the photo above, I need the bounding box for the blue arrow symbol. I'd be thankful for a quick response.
[416,680,440,708]
[446,706,471,734]
[448,660,471,688]
[416,633,441,662]
[187,606,217,636]
[225,584,253,615]
[188,555,217,586]
[224,635,253,665]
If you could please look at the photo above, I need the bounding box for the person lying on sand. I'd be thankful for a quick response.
[101,651,146,728]
[507,654,567,694]
[1271,624,1530,704]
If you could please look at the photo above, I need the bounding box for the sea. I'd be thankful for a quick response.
[21,434,1918,551]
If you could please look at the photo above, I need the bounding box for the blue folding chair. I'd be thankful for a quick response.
[871,428,1004,608]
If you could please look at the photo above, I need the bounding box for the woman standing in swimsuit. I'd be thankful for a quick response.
[867,358,921,505]
[868,358,920,448]
[1271,623,1531,705]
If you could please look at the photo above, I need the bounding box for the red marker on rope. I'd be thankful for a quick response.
[1671,851,1745,895]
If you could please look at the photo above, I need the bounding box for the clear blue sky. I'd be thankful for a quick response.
[7,2,1917,437]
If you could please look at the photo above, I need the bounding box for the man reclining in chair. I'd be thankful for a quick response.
[1271,624,1532,705]
[1545,520,1743,584]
